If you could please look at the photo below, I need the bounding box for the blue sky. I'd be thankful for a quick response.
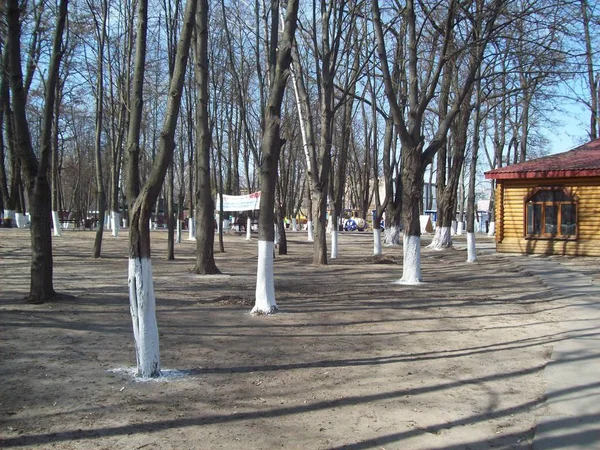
[547,100,590,154]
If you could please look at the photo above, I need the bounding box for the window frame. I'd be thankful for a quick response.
[523,187,578,241]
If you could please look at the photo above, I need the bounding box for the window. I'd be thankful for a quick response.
[525,188,577,239]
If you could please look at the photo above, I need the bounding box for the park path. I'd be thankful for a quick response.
[512,256,600,449]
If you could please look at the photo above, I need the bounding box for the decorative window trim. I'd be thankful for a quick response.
[523,186,578,241]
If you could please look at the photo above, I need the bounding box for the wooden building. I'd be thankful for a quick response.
[484,139,600,256]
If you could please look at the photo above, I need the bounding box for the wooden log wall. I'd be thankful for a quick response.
[495,177,600,256]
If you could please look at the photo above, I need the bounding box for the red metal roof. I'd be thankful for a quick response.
[484,138,600,180]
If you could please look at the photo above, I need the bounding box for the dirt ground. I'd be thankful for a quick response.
[1,228,597,449]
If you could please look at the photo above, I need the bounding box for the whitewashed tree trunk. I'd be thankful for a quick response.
[373,228,382,255]
[51,211,61,236]
[488,221,495,236]
[330,228,338,259]
[467,232,477,262]
[291,217,297,231]
[15,212,24,228]
[176,219,181,243]
[122,218,128,228]
[111,211,120,237]
[307,219,314,242]
[428,226,452,250]
[215,213,220,233]
[252,240,277,315]
[451,220,457,235]
[246,217,252,240]
[128,257,161,378]
[274,225,279,245]
[188,217,195,240]
[399,235,421,284]
[384,225,401,245]
[456,221,464,235]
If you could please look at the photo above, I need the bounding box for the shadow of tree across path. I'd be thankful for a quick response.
[4,362,600,448]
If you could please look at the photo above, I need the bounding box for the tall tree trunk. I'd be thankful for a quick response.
[252,0,299,315]
[0,51,12,220]
[193,0,219,274]
[92,0,108,258]
[126,0,196,378]
[167,160,175,260]
[51,80,62,237]
[217,139,225,253]
[467,78,482,263]
[6,0,68,303]
[581,0,598,139]
[276,181,287,255]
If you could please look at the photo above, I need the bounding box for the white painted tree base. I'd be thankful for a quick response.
[176,220,182,243]
[397,235,421,284]
[330,230,338,259]
[188,218,195,240]
[384,226,401,245]
[15,213,24,228]
[373,228,382,255]
[252,240,278,315]
[467,232,477,262]
[111,212,120,237]
[128,257,161,378]
[291,218,297,231]
[457,221,464,235]
[427,226,452,250]
[246,218,252,240]
[307,220,314,242]
[488,221,496,236]
[274,226,280,245]
[51,211,62,236]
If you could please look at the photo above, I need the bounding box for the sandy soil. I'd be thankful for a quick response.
[1,228,595,449]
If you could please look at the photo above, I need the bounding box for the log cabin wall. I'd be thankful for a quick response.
[495,177,600,256]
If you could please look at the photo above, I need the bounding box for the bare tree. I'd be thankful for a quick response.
[193,0,220,274]
[6,0,68,303]
[252,0,299,315]
[88,0,108,257]
[373,0,504,283]
[125,0,197,378]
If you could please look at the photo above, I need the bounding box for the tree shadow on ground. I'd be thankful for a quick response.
[2,361,599,448]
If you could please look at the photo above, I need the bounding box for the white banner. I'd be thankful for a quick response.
[217,192,261,211]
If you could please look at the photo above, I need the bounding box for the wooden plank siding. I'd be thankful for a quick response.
[495,177,600,256]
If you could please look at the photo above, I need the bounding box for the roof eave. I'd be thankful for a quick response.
[484,169,600,180]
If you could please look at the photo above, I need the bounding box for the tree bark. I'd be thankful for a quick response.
[581,0,598,139]
[92,0,108,257]
[51,80,62,237]
[126,0,197,377]
[6,0,68,303]
[193,0,220,274]
[467,78,482,262]
[252,0,299,315]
